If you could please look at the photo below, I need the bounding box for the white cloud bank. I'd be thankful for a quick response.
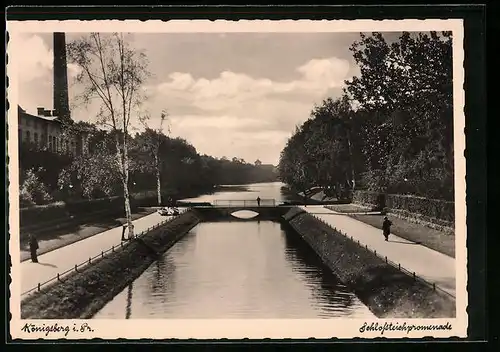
[151,56,351,163]
[14,33,354,165]
[15,33,80,84]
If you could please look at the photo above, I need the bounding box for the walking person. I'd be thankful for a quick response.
[382,216,392,241]
[28,233,39,263]
[256,196,261,207]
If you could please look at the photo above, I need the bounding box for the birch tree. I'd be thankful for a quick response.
[138,110,170,206]
[67,33,150,239]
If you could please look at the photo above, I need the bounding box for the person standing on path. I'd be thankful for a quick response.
[256,196,261,207]
[382,216,392,241]
[28,234,39,263]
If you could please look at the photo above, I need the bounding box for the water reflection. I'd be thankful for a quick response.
[281,223,357,317]
[125,283,133,319]
[93,220,374,319]
[182,182,299,204]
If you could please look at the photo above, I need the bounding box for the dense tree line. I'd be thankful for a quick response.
[278,32,454,200]
[19,126,278,207]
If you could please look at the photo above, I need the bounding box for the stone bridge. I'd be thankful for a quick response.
[190,199,291,221]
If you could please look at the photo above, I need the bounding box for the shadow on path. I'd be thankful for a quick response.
[388,239,422,245]
[36,262,58,268]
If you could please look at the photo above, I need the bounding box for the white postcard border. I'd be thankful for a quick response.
[7,19,467,340]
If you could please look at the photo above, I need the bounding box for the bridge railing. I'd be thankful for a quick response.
[212,199,276,207]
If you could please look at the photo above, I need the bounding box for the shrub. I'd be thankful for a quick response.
[352,190,454,222]
[19,168,53,206]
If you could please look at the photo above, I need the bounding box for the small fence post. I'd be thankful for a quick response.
[121,242,123,247]
[75,264,78,273]
[398,263,401,270]
[385,256,388,263]
[433,283,436,291]
[374,250,377,256]
[413,272,416,281]
[101,251,104,258]
[57,273,60,281]
[88,258,91,265]
[37,283,41,291]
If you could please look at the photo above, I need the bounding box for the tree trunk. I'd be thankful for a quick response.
[122,140,134,239]
[122,176,134,239]
[154,153,161,206]
[346,128,356,191]
[116,134,134,240]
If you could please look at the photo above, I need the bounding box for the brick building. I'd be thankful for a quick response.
[17,105,88,155]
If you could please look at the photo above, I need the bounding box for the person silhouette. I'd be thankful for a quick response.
[256,196,261,207]
[28,233,39,263]
[382,216,392,241]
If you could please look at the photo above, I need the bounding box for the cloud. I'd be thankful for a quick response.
[150,57,352,163]
[14,34,83,115]
[155,57,350,112]
[297,57,350,83]
[15,32,354,164]
[15,34,81,84]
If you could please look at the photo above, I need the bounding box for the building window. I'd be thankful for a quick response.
[48,136,52,151]
[26,130,30,142]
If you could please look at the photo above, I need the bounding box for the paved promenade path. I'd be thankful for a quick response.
[299,206,456,297]
[20,210,186,296]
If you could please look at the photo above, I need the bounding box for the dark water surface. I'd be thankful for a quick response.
[93,182,374,319]
[93,220,374,319]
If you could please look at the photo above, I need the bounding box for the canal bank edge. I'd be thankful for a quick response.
[282,207,456,319]
[20,210,201,319]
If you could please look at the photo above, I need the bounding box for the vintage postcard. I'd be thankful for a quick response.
[7,19,467,340]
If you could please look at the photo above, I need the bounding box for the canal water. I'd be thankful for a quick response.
[92,182,375,319]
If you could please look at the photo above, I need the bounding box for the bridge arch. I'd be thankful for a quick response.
[191,199,290,221]
[230,210,260,219]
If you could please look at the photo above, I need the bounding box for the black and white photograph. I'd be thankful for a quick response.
[7,19,466,339]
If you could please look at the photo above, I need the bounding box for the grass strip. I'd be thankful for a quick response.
[285,209,455,319]
[347,213,455,258]
[20,208,157,262]
[20,211,200,319]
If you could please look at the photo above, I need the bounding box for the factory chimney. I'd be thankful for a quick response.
[53,32,71,123]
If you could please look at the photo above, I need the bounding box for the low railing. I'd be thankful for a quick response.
[212,199,276,207]
[310,214,456,299]
[21,210,187,297]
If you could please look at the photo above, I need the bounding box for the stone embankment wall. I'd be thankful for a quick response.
[283,207,455,318]
[20,210,201,319]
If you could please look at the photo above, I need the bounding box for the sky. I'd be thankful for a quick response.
[16,31,401,165]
